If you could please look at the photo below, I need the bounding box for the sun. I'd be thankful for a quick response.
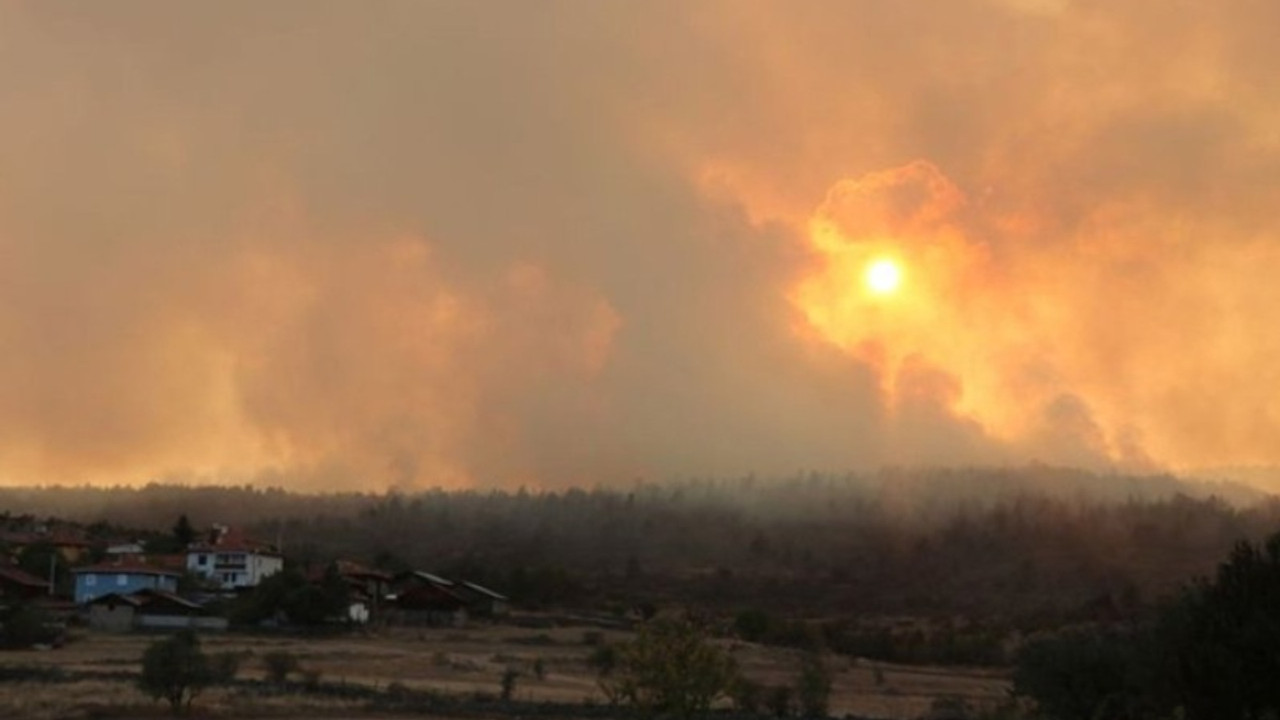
[864,257,903,296]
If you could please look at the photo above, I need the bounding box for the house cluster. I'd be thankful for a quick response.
[0,521,509,635]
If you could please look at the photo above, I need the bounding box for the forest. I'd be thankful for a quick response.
[1,465,1271,630]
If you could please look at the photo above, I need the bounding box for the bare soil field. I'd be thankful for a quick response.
[0,622,1011,719]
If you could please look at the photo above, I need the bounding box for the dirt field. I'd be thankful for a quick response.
[0,622,1011,719]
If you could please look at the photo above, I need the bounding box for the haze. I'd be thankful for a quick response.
[2,1,1277,490]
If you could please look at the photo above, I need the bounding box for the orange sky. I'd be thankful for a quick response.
[1,1,1278,489]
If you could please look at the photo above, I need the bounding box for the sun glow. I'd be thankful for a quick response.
[865,257,903,295]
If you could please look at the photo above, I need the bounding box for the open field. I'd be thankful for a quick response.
[0,621,1011,719]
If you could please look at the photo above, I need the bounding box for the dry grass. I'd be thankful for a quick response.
[0,622,1011,719]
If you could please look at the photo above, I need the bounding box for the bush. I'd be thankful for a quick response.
[0,604,60,649]
[731,676,763,713]
[734,609,775,643]
[138,631,213,715]
[500,668,520,701]
[766,685,794,717]
[795,652,832,718]
[207,651,241,684]
[602,618,738,718]
[262,650,300,684]
[1014,625,1136,719]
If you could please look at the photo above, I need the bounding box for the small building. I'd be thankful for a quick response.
[85,588,226,632]
[85,592,145,632]
[0,531,90,564]
[71,564,180,604]
[387,583,468,627]
[0,565,50,602]
[104,542,146,560]
[313,560,393,624]
[452,581,510,617]
[186,526,283,591]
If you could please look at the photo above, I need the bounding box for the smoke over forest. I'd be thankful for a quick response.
[3,2,1280,490]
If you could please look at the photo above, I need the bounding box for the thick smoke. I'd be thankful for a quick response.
[0,1,1277,489]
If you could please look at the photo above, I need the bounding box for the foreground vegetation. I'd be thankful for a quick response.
[1014,528,1280,720]
[0,622,1011,719]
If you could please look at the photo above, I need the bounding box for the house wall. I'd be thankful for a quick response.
[187,551,284,590]
[74,573,178,604]
[386,607,468,628]
[138,614,229,631]
[87,603,135,632]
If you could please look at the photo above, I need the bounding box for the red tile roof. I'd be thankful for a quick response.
[186,525,280,555]
[0,565,49,589]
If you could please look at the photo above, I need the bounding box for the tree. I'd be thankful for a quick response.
[230,565,349,627]
[16,542,64,596]
[173,514,197,548]
[0,602,59,648]
[603,618,738,718]
[1013,624,1151,720]
[1014,530,1280,720]
[1155,534,1280,720]
[138,631,213,715]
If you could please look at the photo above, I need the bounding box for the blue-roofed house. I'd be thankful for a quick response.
[71,563,180,604]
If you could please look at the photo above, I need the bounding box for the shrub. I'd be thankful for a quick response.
[795,651,833,718]
[0,604,60,649]
[500,668,520,701]
[731,676,763,714]
[262,650,300,684]
[138,631,213,715]
[603,618,738,718]
[766,685,794,717]
[207,651,241,684]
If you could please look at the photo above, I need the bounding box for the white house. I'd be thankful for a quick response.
[185,525,283,591]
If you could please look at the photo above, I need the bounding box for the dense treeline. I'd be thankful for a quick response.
[1014,530,1280,719]
[0,466,1275,626]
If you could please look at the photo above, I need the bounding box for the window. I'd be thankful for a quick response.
[85,575,97,587]
[197,554,208,566]
[117,574,128,586]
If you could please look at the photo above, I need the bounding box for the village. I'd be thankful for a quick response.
[0,515,510,639]
[0,511,1013,719]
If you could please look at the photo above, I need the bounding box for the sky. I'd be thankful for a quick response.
[1,0,1278,490]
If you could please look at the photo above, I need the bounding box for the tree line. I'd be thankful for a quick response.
[2,466,1277,627]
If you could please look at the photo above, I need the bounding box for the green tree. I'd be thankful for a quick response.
[16,542,63,596]
[173,514,197,548]
[0,602,59,648]
[1014,530,1280,720]
[604,618,738,718]
[138,631,213,715]
[230,565,349,627]
[1156,534,1280,720]
[1013,624,1150,720]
